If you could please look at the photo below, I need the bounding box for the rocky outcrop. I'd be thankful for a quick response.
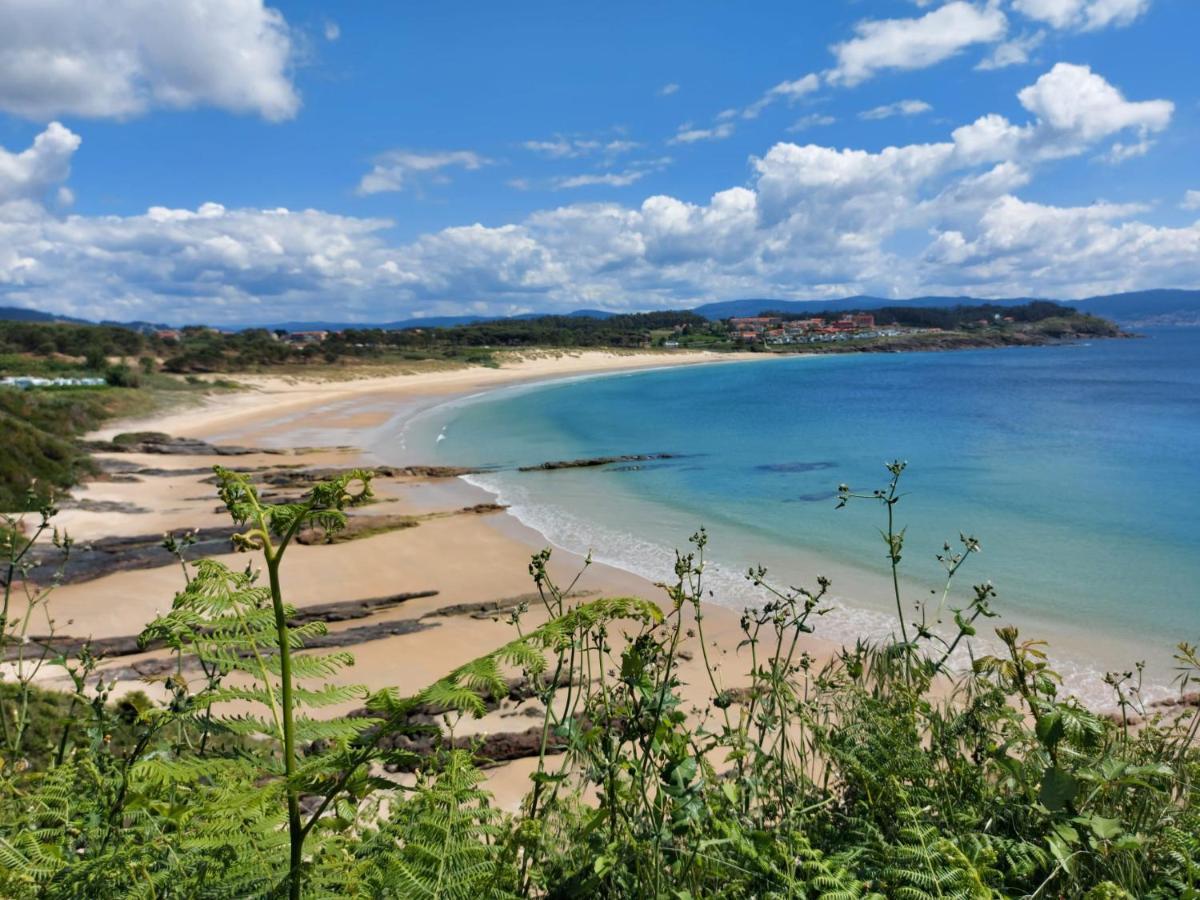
[380,725,567,772]
[85,432,286,456]
[4,590,440,663]
[16,525,240,586]
[519,453,676,472]
[423,590,593,620]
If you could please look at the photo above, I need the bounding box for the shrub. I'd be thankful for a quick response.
[0,463,1195,898]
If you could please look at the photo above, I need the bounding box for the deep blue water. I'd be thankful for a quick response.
[399,330,1200,694]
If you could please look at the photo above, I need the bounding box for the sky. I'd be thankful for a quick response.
[0,0,1197,325]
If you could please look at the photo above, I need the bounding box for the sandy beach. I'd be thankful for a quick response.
[14,349,842,808]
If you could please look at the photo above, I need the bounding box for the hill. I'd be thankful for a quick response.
[3,290,1196,331]
[691,290,1200,323]
[0,306,89,325]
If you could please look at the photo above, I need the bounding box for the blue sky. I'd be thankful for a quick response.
[0,0,1197,324]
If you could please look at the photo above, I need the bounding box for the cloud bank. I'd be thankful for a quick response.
[0,64,1193,325]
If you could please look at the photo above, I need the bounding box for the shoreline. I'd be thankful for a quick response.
[349,351,1182,710]
[16,345,1174,755]
[92,349,768,445]
[11,349,801,807]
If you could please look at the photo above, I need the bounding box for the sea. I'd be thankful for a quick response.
[383,328,1200,705]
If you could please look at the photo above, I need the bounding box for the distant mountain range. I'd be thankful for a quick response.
[2,289,1197,331]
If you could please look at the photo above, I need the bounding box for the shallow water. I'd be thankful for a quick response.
[380,329,1200,703]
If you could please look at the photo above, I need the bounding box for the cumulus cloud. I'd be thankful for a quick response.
[952,63,1172,163]
[1181,190,1200,211]
[0,0,299,121]
[860,99,933,120]
[826,2,1008,86]
[0,123,81,204]
[1016,63,1171,143]
[1012,0,1150,31]
[0,65,1193,322]
[918,195,1199,297]
[356,150,491,195]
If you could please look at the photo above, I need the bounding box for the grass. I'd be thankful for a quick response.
[0,377,241,510]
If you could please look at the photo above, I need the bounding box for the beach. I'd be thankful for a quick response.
[21,348,839,808]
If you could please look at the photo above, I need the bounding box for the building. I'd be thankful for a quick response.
[2,376,107,390]
[286,331,329,344]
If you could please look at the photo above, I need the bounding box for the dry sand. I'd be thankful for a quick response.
[19,349,841,809]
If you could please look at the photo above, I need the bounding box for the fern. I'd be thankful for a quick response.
[359,750,516,898]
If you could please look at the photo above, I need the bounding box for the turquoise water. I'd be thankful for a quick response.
[392,330,1200,699]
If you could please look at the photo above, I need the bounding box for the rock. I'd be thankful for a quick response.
[755,461,837,473]
[381,725,567,772]
[16,525,239,586]
[296,514,418,545]
[424,590,592,620]
[56,499,150,514]
[251,464,480,489]
[86,433,286,456]
[294,590,439,623]
[518,453,677,472]
[6,590,440,663]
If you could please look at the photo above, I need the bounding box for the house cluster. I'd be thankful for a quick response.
[1,376,107,390]
[729,313,902,344]
[283,330,329,345]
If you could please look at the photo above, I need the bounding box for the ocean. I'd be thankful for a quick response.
[385,329,1200,703]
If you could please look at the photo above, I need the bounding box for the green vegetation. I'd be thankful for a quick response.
[0,387,126,509]
[0,463,1195,897]
[0,302,1119,382]
[769,300,1118,333]
[0,376,228,511]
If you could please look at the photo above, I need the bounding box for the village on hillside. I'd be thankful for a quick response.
[727,313,924,345]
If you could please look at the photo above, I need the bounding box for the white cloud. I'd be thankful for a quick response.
[551,158,672,190]
[0,123,81,204]
[976,30,1046,69]
[0,0,299,121]
[743,74,820,119]
[554,172,647,189]
[860,99,933,120]
[658,83,680,96]
[524,138,596,158]
[919,195,1199,297]
[356,150,491,195]
[522,137,639,159]
[827,2,1008,86]
[1017,63,1171,141]
[1012,0,1150,31]
[1181,190,1200,211]
[0,65,1192,323]
[1101,137,1154,163]
[787,114,837,132]
[669,122,736,144]
[323,20,341,41]
[952,63,1172,163]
